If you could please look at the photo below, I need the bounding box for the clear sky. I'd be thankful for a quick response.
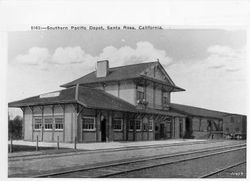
[8,29,247,117]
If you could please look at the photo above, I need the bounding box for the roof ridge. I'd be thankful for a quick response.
[108,61,157,70]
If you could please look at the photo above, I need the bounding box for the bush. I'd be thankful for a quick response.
[8,115,23,140]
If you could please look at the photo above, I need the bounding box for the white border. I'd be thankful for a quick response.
[1,0,249,181]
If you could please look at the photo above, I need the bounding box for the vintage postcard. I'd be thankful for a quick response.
[1,0,249,180]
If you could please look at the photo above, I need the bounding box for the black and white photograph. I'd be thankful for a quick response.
[7,26,247,178]
[1,0,249,180]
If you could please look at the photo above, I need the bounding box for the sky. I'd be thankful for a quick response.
[7,29,247,118]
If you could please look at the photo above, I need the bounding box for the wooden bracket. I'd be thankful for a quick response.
[27,106,33,113]
[20,107,25,112]
[77,105,84,116]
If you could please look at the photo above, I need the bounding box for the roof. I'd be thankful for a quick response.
[9,85,186,116]
[8,86,136,112]
[8,87,77,107]
[61,62,156,87]
[137,108,186,117]
[60,61,184,92]
[170,103,227,119]
[77,86,136,112]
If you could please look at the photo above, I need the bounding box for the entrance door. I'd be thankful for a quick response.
[179,120,183,138]
[160,123,165,139]
[166,122,171,139]
[101,119,106,142]
[186,117,193,138]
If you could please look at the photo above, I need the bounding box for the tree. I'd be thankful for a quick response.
[8,115,23,140]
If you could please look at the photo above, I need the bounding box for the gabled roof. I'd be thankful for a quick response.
[170,103,228,119]
[8,86,136,112]
[60,61,184,92]
[61,62,157,87]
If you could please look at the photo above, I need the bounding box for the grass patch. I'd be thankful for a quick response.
[8,144,54,152]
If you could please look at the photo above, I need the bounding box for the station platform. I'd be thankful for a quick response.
[9,139,205,150]
[9,139,245,178]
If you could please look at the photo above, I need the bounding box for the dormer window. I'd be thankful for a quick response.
[137,86,145,101]
[163,96,167,105]
[162,92,169,105]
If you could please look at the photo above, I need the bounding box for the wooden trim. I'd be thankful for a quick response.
[22,107,25,140]
[118,81,120,98]
[63,104,65,142]
[147,115,149,140]
[153,116,155,140]
[52,105,54,142]
[31,106,34,141]
[199,117,202,132]
[153,83,156,108]
[173,117,175,138]
[140,75,185,92]
[110,111,113,141]
[123,113,126,140]
[126,114,129,141]
[95,110,98,142]
[141,117,143,140]
[71,107,73,142]
[133,115,136,141]
[41,106,44,141]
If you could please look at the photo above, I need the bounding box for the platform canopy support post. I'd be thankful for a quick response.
[57,136,59,150]
[36,135,39,151]
[9,136,13,153]
[74,136,77,150]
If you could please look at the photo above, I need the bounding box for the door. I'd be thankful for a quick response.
[186,117,193,138]
[166,122,172,139]
[179,120,183,138]
[160,123,165,139]
[101,119,106,142]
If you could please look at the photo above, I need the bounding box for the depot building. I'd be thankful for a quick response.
[8,60,245,143]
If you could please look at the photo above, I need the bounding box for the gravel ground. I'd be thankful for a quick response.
[110,149,246,178]
[208,163,246,178]
[8,140,246,177]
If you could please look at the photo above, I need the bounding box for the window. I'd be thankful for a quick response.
[143,122,147,131]
[129,120,141,131]
[113,119,123,131]
[55,117,64,130]
[193,118,200,131]
[230,117,234,123]
[162,92,168,105]
[82,117,96,131]
[129,120,134,130]
[200,119,207,132]
[207,120,212,131]
[148,120,153,131]
[135,119,141,131]
[219,120,223,131]
[44,118,53,130]
[137,86,145,101]
[34,117,42,130]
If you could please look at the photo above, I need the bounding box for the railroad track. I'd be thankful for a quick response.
[9,140,229,162]
[35,143,246,178]
[199,161,246,178]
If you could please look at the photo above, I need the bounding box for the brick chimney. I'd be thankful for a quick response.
[96,60,109,77]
